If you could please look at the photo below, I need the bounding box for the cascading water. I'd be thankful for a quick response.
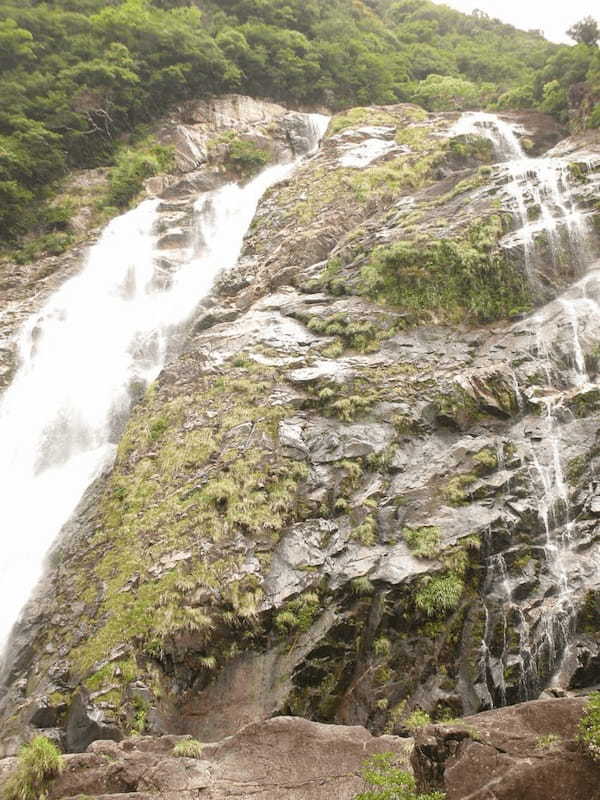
[453,112,595,284]
[453,111,600,703]
[0,113,329,651]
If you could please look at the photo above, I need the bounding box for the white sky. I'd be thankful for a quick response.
[432,0,598,44]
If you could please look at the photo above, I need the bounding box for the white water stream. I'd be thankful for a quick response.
[0,113,329,650]
[454,112,600,699]
[453,112,595,283]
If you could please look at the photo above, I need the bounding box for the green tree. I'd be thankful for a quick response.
[0,19,35,69]
[567,16,599,47]
[411,74,480,110]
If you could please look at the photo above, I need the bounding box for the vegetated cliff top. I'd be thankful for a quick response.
[1,0,598,254]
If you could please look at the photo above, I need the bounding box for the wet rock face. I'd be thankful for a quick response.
[0,100,600,763]
[499,110,565,156]
[412,697,598,800]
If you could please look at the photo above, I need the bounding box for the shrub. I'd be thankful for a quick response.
[579,692,600,761]
[354,752,445,800]
[3,736,64,800]
[104,139,174,208]
[226,139,269,177]
[173,738,204,759]
[13,231,74,264]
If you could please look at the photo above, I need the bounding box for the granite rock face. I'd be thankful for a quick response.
[0,98,599,800]
[412,697,600,800]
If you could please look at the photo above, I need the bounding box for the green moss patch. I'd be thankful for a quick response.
[402,526,442,559]
[360,215,531,323]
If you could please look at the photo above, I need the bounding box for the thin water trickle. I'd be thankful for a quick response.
[454,111,599,700]
[451,111,594,282]
[0,114,329,649]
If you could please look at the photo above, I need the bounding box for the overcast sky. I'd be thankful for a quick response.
[432,0,598,44]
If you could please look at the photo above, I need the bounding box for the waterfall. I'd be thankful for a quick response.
[453,112,600,703]
[0,113,329,650]
[452,112,595,284]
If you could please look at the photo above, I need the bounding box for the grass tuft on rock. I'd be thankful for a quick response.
[415,573,464,617]
[173,738,205,759]
[403,526,441,559]
[579,692,600,761]
[3,736,63,800]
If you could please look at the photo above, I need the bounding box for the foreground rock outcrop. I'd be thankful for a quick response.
[0,97,599,800]
[0,717,411,800]
[412,696,599,800]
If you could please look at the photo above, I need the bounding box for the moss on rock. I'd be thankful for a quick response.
[360,215,531,323]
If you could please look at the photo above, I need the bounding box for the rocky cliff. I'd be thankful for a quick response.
[1,95,600,798]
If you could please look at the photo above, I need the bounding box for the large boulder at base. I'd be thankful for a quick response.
[0,717,411,800]
[411,697,600,800]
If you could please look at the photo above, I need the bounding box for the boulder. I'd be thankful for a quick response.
[32,718,411,800]
[412,697,600,800]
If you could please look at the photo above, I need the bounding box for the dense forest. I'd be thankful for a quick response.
[0,0,599,251]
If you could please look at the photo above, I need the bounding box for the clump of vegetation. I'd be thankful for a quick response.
[402,526,441,559]
[313,380,380,423]
[354,752,445,800]
[329,108,401,136]
[3,736,64,800]
[12,231,75,265]
[352,576,375,595]
[275,591,321,635]
[360,216,531,323]
[569,387,600,419]
[353,516,378,546]
[435,386,480,430]
[447,134,494,164]
[173,738,204,759]
[404,710,431,731]
[473,448,498,472]
[442,473,477,506]
[415,573,464,617]
[535,733,561,750]
[103,138,175,209]
[578,590,600,635]
[566,454,588,485]
[579,692,600,761]
[225,138,270,177]
[308,312,397,354]
[130,696,149,735]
